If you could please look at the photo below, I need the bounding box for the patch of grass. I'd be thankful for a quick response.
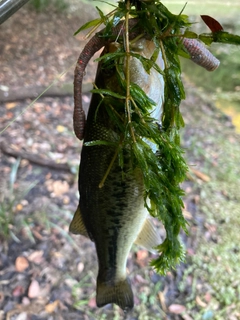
[84,0,118,14]
[179,94,240,319]
[0,158,38,241]
[71,273,94,308]
[29,0,68,11]
[0,158,20,240]
[164,0,240,17]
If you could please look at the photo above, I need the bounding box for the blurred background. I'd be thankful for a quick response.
[166,0,240,133]
[0,1,239,319]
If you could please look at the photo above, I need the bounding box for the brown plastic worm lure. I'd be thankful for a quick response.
[73,18,139,140]
[182,38,220,72]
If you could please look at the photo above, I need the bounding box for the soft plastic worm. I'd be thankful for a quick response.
[74,20,220,140]
[182,38,220,71]
[73,19,139,140]
[73,35,104,141]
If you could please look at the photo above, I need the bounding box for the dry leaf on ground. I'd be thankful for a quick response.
[12,286,25,297]
[28,279,40,299]
[196,295,207,308]
[168,304,186,314]
[182,314,194,320]
[15,313,28,320]
[45,300,59,313]
[190,168,210,182]
[45,180,69,196]
[15,256,29,272]
[6,102,17,109]
[28,250,44,264]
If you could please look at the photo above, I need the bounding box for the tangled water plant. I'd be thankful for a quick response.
[73,0,240,275]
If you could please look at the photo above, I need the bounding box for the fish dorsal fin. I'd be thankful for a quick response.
[69,205,89,238]
[134,218,161,253]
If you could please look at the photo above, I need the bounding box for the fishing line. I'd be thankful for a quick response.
[115,20,126,44]
[0,62,75,135]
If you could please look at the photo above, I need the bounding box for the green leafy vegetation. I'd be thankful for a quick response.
[0,158,21,240]
[77,0,191,274]
[75,0,240,274]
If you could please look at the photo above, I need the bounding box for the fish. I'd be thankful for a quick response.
[69,37,164,311]
[70,17,220,311]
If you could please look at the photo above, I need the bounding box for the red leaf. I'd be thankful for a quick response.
[201,15,223,33]
[12,285,25,297]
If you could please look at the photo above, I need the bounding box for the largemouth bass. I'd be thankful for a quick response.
[70,38,164,311]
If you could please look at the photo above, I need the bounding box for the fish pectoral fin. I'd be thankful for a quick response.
[69,205,89,238]
[134,218,161,253]
[96,278,133,311]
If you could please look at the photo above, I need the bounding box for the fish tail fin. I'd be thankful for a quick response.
[96,278,134,311]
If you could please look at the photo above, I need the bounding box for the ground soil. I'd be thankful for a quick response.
[0,2,237,320]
